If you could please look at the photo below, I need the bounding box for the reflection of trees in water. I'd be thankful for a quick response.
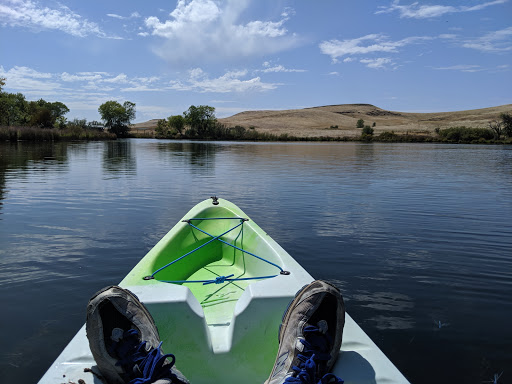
[355,143,376,167]
[0,142,70,213]
[102,140,136,175]
[154,141,219,175]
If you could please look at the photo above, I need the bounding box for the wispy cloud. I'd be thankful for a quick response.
[258,62,307,73]
[376,0,508,19]
[106,12,140,20]
[61,72,104,82]
[0,66,165,98]
[462,26,512,52]
[431,64,511,72]
[0,0,115,38]
[169,68,280,93]
[319,34,430,62]
[360,58,394,69]
[0,65,61,94]
[141,0,299,65]
[439,34,457,39]
[1,64,280,97]
[433,64,483,72]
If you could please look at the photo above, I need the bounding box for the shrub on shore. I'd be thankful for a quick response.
[0,126,116,141]
[376,131,434,142]
[436,126,494,143]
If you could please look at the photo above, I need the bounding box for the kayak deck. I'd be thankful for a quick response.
[185,265,252,325]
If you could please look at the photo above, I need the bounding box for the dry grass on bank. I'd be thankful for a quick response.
[218,104,512,139]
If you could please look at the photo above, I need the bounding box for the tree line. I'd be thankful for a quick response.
[0,77,136,138]
[156,105,218,138]
[0,78,70,128]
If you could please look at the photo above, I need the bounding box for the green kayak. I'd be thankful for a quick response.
[39,198,409,384]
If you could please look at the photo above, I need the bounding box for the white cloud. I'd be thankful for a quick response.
[376,0,508,19]
[433,64,483,72]
[0,65,61,93]
[439,34,457,39]
[106,13,125,20]
[107,12,141,20]
[259,62,306,73]
[360,58,394,69]
[142,0,299,65]
[169,68,279,93]
[120,85,164,92]
[61,72,103,82]
[0,0,112,38]
[0,66,167,99]
[103,74,129,84]
[319,34,430,62]
[462,26,512,52]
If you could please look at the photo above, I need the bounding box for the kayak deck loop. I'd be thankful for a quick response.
[148,217,286,285]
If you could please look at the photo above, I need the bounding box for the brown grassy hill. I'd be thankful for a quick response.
[219,104,512,138]
[131,119,160,133]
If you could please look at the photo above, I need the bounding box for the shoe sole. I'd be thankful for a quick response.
[88,285,158,336]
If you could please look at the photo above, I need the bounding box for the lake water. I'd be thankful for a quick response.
[1,139,511,384]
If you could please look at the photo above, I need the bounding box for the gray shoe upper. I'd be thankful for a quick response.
[265,280,345,384]
[86,285,189,384]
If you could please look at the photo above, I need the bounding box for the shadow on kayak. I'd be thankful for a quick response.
[333,350,377,384]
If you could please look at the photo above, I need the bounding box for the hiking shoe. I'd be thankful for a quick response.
[265,280,345,384]
[86,285,189,384]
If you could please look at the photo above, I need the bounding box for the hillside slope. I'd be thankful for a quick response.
[218,104,511,138]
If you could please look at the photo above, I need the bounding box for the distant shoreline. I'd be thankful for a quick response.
[130,127,512,145]
[131,103,512,140]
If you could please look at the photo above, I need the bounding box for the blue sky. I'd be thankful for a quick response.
[1,0,511,123]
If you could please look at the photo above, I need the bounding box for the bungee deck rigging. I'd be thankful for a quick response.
[145,217,287,285]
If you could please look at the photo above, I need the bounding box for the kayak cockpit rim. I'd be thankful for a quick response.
[144,216,289,285]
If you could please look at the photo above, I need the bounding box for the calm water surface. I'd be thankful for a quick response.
[1,139,511,384]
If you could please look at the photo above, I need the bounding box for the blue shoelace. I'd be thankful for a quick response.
[110,329,178,384]
[284,324,344,384]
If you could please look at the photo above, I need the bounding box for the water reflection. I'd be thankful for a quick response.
[102,140,136,176]
[152,141,219,175]
[0,142,69,215]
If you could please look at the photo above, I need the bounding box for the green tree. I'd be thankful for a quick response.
[0,92,28,126]
[361,125,374,141]
[500,112,512,137]
[183,105,217,136]
[356,119,365,128]
[155,119,169,136]
[98,100,136,137]
[30,107,53,128]
[168,115,185,135]
[48,101,70,121]
[488,119,503,140]
[27,99,69,128]
[362,126,374,135]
